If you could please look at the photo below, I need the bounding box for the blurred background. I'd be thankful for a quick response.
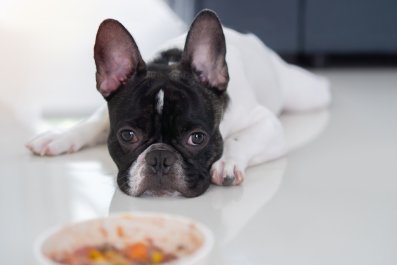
[1,0,396,129]
[169,0,397,65]
[0,0,186,129]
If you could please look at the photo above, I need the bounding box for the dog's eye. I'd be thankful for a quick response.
[120,130,138,143]
[187,132,206,146]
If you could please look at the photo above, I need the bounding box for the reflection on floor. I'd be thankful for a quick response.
[1,68,396,265]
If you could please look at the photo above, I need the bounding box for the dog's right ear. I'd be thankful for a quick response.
[94,19,146,98]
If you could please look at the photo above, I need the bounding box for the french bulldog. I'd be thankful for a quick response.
[26,10,330,197]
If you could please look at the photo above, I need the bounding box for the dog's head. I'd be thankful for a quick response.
[93,10,229,197]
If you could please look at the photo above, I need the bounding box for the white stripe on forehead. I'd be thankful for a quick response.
[156,89,164,114]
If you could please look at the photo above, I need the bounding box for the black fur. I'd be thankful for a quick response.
[95,10,229,197]
[107,50,228,197]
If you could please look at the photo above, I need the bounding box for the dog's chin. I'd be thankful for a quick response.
[141,190,182,198]
[119,182,208,198]
[117,175,209,198]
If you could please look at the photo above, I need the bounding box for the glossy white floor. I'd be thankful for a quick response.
[1,68,396,265]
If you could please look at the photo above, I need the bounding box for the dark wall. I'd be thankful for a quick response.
[195,0,301,55]
[304,0,397,54]
[169,0,397,58]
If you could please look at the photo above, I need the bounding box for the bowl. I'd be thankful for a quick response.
[34,212,214,265]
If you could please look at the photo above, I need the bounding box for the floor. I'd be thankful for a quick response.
[1,68,396,265]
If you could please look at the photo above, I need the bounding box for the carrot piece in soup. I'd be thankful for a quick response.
[125,242,149,261]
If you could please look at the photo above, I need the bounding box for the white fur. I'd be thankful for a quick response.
[26,28,331,186]
[26,105,109,156]
[127,157,146,196]
[156,89,164,114]
[155,28,330,185]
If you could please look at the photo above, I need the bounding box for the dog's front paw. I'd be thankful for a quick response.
[26,130,84,156]
[210,160,244,186]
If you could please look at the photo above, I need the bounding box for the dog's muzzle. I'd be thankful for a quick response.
[125,143,185,197]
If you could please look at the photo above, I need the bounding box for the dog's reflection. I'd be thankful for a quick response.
[110,109,330,245]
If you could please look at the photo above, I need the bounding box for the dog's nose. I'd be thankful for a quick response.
[146,150,176,174]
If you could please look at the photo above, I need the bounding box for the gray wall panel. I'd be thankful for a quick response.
[305,0,397,53]
[197,0,300,54]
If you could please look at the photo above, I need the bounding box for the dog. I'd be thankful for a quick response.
[26,10,330,197]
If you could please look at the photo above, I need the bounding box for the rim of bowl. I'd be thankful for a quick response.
[34,211,214,265]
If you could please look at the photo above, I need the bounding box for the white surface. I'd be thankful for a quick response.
[1,68,397,264]
[0,0,186,125]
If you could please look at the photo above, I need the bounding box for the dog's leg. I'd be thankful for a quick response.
[26,105,109,156]
[211,108,286,186]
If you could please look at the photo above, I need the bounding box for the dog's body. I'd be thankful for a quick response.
[27,10,330,197]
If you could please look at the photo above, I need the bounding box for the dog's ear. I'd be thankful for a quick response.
[182,10,229,91]
[94,19,146,98]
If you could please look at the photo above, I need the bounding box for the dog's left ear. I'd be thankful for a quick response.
[182,10,229,91]
[94,19,146,98]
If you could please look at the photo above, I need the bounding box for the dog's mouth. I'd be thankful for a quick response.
[117,169,210,198]
[130,176,184,198]
[117,176,203,198]
[119,173,208,198]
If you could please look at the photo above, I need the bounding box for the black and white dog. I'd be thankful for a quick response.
[26,10,330,197]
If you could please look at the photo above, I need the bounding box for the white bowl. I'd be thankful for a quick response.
[34,212,214,265]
